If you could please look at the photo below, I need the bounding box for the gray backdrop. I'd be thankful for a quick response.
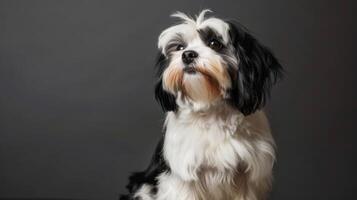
[0,0,356,200]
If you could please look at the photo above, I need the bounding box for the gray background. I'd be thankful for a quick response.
[0,0,356,199]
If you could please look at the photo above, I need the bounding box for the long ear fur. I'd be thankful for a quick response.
[154,53,178,112]
[227,22,283,115]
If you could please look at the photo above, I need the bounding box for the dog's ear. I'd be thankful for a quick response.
[154,53,177,112]
[227,22,283,115]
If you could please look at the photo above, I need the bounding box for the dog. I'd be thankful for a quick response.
[120,10,283,200]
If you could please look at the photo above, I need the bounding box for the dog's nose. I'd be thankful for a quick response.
[182,50,198,65]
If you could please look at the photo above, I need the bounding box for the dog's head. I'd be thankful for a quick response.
[155,10,282,115]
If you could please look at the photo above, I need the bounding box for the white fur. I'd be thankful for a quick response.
[134,184,155,200]
[160,104,275,200]
[134,104,275,200]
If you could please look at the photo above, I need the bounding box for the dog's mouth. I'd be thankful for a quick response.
[183,66,196,74]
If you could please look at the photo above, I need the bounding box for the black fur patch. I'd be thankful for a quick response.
[227,22,283,115]
[198,27,224,46]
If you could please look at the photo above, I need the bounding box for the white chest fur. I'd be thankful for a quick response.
[163,105,275,183]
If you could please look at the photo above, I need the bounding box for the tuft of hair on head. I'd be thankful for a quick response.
[196,9,212,24]
[171,11,195,24]
[170,9,212,25]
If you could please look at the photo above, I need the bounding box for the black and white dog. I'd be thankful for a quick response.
[120,10,282,200]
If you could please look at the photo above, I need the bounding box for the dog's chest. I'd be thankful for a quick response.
[163,111,243,181]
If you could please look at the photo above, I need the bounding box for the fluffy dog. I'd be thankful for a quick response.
[120,10,283,200]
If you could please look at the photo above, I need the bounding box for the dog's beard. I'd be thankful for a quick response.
[162,57,231,103]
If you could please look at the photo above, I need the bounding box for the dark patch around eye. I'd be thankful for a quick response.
[198,27,225,50]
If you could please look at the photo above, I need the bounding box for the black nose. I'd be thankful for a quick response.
[182,50,198,64]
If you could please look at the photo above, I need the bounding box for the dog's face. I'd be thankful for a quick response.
[155,10,282,115]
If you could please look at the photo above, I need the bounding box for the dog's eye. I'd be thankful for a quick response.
[175,44,185,51]
[208,39,223,51]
